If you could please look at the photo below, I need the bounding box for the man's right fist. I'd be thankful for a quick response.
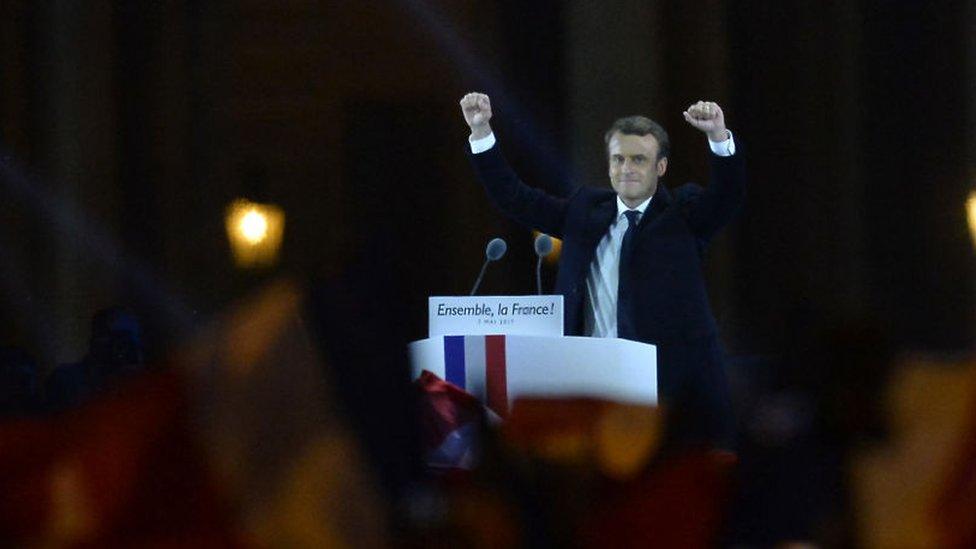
[459,92,492,138]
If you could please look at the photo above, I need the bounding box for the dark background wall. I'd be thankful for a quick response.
[0,0,973,368]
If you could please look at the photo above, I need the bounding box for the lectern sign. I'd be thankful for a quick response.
[429,296,564,337]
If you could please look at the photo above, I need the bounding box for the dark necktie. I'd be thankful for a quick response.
[617,210,640,339]
[621,210,641,263]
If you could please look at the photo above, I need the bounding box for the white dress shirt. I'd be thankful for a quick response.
[470,130,735,338]
[583,196,651,337]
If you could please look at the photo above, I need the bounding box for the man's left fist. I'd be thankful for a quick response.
[683,101,728,142]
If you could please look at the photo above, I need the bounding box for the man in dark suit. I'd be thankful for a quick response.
[459,92,746,448]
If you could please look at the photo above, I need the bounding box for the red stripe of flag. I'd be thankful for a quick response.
[485,335,509,418]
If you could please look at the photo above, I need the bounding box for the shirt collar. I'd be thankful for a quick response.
[615,195,652,220]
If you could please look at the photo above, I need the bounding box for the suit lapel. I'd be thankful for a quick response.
[571,196,616,286]
[639,184,672,229]
[584,196,616,246]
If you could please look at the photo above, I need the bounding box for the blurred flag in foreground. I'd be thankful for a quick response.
[0,278,388,547]
[176,278,388,547]
[935,363,976,548]
[415,370,485,469]
[0,371,237,547]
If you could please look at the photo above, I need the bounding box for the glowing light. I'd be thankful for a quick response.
[239,209,269,244]
[967,191,976,250]
[225,199,285,268]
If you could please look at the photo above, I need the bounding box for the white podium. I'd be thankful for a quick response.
[409,334,657,417]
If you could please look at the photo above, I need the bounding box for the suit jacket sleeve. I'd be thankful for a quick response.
[468,144,571,238]
[680,148,747,241]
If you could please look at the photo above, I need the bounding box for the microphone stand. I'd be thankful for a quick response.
[470,259,491,296]
[536,256,544,295]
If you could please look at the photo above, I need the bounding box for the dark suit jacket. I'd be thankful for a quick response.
[469,142,746,447]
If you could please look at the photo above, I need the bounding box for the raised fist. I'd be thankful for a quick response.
[459,92,493,139]
[682,100,729,142]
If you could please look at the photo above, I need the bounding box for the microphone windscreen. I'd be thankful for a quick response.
[534,233,553,257]
[485,238,508,261]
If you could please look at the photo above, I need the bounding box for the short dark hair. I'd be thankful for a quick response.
[604,116,670,161]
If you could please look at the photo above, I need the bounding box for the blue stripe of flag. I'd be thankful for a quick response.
[444,335,466,389]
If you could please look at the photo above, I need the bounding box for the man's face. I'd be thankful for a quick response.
[608,132,668,208]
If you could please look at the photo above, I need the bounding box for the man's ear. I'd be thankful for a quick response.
[657,157,668,177]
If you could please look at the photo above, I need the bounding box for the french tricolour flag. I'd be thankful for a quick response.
[443,335,509,419]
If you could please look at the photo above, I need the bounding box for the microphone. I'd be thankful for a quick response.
[470,238,507,295]
[534,233,553,295]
